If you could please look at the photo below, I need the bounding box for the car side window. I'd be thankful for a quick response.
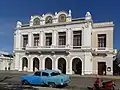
[42,72,49,76]
[34,71,41,76]
[51,72,60,76]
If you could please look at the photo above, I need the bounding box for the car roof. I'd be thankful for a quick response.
[40,69,57,73]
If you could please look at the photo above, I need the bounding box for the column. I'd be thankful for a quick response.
[84,52,92,74]
[55,59,58,70]
[66,60,69,74]
[67,57,73,74]
[27,57,30,71]
[41,58,45,70]
[40,31,44,47]
[19,57,22,71]
[52,30,57,46]
[14,53,20,70]
[29,58,33,72]
[28,32,32,47]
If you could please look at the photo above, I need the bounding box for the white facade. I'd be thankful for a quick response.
[0,51,13,70]
[13,10,116,75]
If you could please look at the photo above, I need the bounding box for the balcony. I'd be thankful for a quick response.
[24,45,94,53]
[92,47,116,55]
[25,45,70,52]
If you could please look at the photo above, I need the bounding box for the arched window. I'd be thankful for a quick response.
[33,18,40,25]
[58,14,66,22]
[45,16,53,24]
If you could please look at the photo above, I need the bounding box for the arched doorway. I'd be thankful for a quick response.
[45,58,52,69]
[33,57,39,71]
[22,57,28,71]
[72,58,82,75]
[58,58,66,74]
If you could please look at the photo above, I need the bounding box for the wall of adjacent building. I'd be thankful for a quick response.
[0,55,13,70]
[92,24,114,49]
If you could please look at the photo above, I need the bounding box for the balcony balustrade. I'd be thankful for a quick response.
[92,47,116,55]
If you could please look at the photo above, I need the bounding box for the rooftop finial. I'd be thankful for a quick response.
[31,16,33,19]
[16,21,22,28]
[86,12,91,17]
[55,12,57,15]
[85,11,92,20]
[42,14,45,17]
[68,10,72,16]
[69,10,71,14]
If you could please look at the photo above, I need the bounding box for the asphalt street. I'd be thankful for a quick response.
[0,71,120,90]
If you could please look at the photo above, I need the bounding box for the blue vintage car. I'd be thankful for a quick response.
[21,69,70,88]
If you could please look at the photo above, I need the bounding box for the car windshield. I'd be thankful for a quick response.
[51,72,61,76]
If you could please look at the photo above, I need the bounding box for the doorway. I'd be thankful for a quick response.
[58,58,66,74]
[98,62,106,75]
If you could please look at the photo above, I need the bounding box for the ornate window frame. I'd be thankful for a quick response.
[33,17,40,25]
[45,16,53,24]
[58,14,66,23]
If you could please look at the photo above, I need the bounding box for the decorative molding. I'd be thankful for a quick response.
[16,19,89,30]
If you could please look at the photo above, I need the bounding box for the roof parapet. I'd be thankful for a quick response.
[93,22,114,28]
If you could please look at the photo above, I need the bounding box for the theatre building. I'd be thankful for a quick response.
[13,10,116,75]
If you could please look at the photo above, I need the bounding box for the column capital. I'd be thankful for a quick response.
[40,30,44,32]
[52,29,57,32]
[66,28,72,30]
[52,29,54,32]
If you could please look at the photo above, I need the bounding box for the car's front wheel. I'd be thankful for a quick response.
[21,80,29,85]
[48,82,56,88]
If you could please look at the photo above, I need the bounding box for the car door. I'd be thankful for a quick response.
[31,71,42,85]
[41,72,49,85]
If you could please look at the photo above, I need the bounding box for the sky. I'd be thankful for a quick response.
[0,0,119,53]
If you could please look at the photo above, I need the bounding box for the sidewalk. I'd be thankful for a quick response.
[69,74,120,79]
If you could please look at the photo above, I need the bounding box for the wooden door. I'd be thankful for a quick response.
[98,62,106,75]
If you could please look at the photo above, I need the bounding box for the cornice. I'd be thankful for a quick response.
[93,22,114,28]
[15,20,91,30]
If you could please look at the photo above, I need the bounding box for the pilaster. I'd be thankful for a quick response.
[28,32,33,47]
[39,31,41,46]
[66,28,72,48]
[19,57,22,71]
[16,30,21,50]
[106,54,113,75]
[14,33,16,49]
[82,23,92,48]
[14,53,20,70]
[52,30,57,46]
[40,31,44,47]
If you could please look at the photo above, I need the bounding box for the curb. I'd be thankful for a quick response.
[69,75,120,79]
[33,86,67,90]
